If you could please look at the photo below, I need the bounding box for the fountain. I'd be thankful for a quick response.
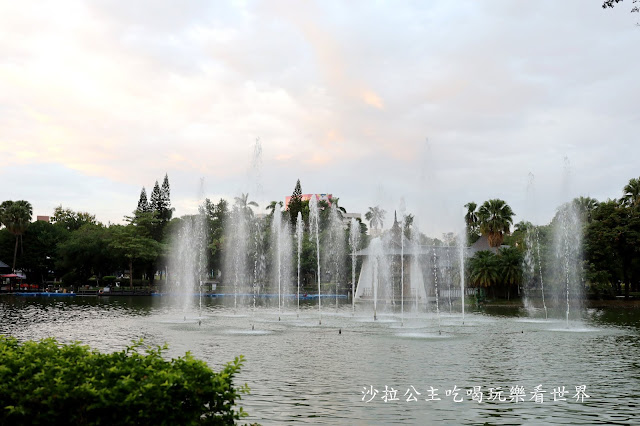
[309,195,322,324]
[272,208,283,320]
[354,237,392,320]
[326,204,345,311]
[552,157,584,327]
[553,200,583,327]
[226,202,251,311]
[458,222,466,324]
[296,212,303,317]
[167,211,207,318]
[432,245,442,334]
[349,217,360,315]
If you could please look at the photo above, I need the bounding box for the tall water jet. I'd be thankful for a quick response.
[327,204,345,311]
[225,194,257,312]
[349,218,360,315]
[272,208,283,319]
[296,212,303,317]
[168,210,207,317]
[281,220,293,312]
[309,195,321,324]
[354,237,391,320]
[553,200,583,327]
[536,227,548,319]
[445,246,453,314]
[523,226,537,314]
[252,216,264,328]
[400,217,405,326]
[432,246,442,334]
[552,156,584,327]
[458,225,466,324]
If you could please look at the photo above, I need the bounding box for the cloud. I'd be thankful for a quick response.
[0,0,638,233]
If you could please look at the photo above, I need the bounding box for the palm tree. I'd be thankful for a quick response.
[464,202,481,243]
[622,177,640,208]
[477,199,514,247]
[265,201,283,216]
[234,193,258,217]
[469,250,498,289]
[403,213,414,239]
[0,200,33,272]
[497,247,523,299]
[573,196,599,223]
[365,206,386,233]
[464,202,478,228]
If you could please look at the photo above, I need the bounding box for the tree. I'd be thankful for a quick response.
[622,177,640,208]
[160,174,172,222]
[137,187,151,213]
[233,193,258,218]
[109,224,165,289]
[200,198,229,274]
[0,200,33,272]
[477,199,514,247]
[464,202,480,243]
[497,247,523,299]
[266,201,283,217]
[585,199,640,298]
[149,181,162,212]
[365,206,386,233]
[51,206,97,231]
[19,221,66,284]
[469,250,498,289]
[403,213,414,239]
[602,0,639,13]
[573,196,600,224]
[56,223,116,286]
[288,179,303,225]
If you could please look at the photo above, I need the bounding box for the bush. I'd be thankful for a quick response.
[0,337,250,425]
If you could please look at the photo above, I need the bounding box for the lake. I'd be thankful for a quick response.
[1,295,638,425]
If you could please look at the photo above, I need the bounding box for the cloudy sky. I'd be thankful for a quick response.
[1,0,638,237]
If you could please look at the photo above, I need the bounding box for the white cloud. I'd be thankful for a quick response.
[0,0,638,234]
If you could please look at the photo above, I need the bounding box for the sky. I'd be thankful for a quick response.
[1,0,638,237]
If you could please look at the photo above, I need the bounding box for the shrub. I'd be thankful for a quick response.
[0,337,249,425]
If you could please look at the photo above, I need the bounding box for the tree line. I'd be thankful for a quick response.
[463,177,640,300]
[2,175,639,299]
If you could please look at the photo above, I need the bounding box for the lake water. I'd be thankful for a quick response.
[1,295,639,425]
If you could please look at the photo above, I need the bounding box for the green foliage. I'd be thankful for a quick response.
[365,206,386,232]
[288,179,303,226]
[477,199,514,248]
[585,198,640,297]
[109,224,165,288]
[56,223,117,286]
[464,202,480,243]
[0,200,33,271]
[0,200,33,236]
[137,187,151,213]
[602,0,639,13]
[200,198,229,275]
[51,206,97,232]
[0,336,249,425]
[468,247,523,298]
[622,176,640,208]
[17,220,67,283]
[469,250,498,288]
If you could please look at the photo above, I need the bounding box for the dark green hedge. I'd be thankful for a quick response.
[0,337,249,425]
